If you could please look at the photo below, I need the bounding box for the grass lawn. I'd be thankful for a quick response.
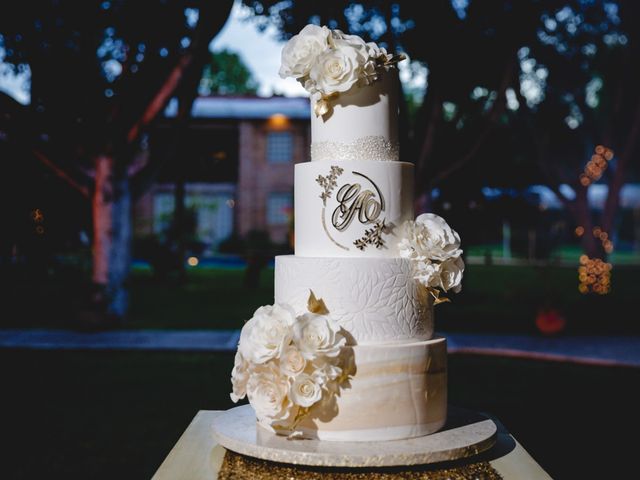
[127,267,275,330]
[467,243,640,265]
[1,349,638,479]
[3,263,639,334]
[119,263,640,334]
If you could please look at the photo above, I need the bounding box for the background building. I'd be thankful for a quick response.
[134,96,310,255]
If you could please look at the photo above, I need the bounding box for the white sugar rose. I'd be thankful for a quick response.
[290,373,323,407]
[230,351,250,403]
[366,41,388,59]
[413,260,443,290]
[439,255,465,293]
[362,59,380,84]
[279,346,306,378]
[309,45,364,95]
[238,304,296,364]
[279,24,330,79]
[293,312,346,360]
[312,362,342,386]
[329,29,368,54]
[399,213,462,262]
[246,362,292,422]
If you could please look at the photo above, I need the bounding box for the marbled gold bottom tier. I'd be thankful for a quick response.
[292,336,447,441]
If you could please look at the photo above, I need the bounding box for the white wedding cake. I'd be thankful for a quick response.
[229,25,464,442]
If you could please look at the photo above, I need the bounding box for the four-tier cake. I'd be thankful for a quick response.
[229,25,464,442]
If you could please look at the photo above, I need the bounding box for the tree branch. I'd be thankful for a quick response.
[428,58,515,188]
[1,92,90,198]
[126,2,233,144]
[511,79,578,213]
[32,149,90,198]
[602,97,640,234]
[416,91,441,182]
[127,54,193,143]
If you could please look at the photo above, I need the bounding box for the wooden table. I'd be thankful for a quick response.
[152,410,553,479]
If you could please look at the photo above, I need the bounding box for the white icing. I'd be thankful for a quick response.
[295,160,414,258]
[297,337,447,441]
[275,255,433,344]
[311,70,399,161]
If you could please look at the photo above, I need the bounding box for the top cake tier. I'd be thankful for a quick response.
[278,25,403,163]
[310,70,399,162]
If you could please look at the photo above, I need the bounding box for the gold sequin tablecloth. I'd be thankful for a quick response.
[151,411,553,480]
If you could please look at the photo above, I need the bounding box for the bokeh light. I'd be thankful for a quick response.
[187,256,199,267]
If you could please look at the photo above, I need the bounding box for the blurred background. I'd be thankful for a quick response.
[1,0,639,478]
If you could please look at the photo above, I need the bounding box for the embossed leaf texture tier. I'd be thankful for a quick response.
[275,256,433,344]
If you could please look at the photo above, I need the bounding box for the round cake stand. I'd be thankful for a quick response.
[211,405,497,468]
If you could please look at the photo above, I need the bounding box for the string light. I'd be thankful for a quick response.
[576,225,614,295]
[578,255,612,295]
[31,208,44,223]
[575,145,615,295]
[580,145,613,187]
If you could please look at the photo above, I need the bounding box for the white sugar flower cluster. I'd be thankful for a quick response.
[398,214,465,294]
[278,24,396,98]
[230,303,346,432]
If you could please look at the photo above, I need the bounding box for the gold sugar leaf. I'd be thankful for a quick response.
[429,288,451,305]
[314,98,330,117]
[307,290,329,315]
[313,93,338,117]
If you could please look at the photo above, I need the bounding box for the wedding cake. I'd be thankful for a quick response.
[229,25,464,442]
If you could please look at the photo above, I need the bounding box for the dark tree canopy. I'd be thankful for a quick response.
[241,0,639,186]
[0,0,232,169]
[242,0,639,258]
[0,0,234,321]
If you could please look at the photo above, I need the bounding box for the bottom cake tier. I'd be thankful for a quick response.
[270,336,447,442]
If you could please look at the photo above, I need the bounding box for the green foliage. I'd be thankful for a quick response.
[200,49,259,96]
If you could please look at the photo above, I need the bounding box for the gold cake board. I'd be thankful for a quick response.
[211,404,497,468]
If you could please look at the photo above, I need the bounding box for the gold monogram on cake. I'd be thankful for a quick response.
[317,166,391,251]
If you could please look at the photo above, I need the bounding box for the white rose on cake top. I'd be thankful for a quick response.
[278,24,330,78]
[279,24,403,116]
[309,47,363,95]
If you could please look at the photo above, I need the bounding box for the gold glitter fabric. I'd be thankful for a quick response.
[218,450,503,480]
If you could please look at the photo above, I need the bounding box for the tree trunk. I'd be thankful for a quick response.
[573,186,606,259]
[602,100,640,236]
[92,154,131,323]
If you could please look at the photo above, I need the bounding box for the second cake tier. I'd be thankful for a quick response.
[295,160,414,258]
[275,255,433,344]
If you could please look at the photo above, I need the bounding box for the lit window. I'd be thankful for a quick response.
[266,131,293,163]
[267,193,293,225]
